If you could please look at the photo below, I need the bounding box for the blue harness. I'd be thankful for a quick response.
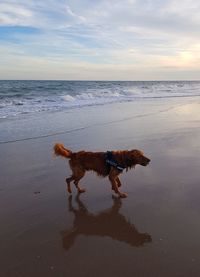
[105,151,125,172]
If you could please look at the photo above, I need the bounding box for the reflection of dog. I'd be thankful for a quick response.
[61,195,152,250]
[54,143,150,198]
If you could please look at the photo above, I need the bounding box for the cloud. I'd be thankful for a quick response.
[65,5,86,23]
[0,0,200,79]
[0,3,33,25]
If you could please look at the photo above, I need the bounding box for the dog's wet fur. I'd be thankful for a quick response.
[54,143,150,198]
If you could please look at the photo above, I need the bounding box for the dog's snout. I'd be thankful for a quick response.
[142,156,150,166]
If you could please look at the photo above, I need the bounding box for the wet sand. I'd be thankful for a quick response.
[1,97,200,276]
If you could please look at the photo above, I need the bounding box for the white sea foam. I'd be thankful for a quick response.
[0,80,200,119]
[61,95,75,102]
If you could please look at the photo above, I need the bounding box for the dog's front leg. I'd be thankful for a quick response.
[116,177,122,187]
[109,169,127,198]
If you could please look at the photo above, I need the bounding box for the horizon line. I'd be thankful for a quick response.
[0,79,200,82]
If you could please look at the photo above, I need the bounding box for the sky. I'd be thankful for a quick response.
[0,0,200,80]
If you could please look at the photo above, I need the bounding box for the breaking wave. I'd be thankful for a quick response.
[0,80,200,119]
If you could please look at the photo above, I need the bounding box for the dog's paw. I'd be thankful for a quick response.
[78,188,86,193]
[119,192,128,198]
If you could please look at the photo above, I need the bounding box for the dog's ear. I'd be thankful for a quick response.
[121,151,136,168]
[125,154,134,167]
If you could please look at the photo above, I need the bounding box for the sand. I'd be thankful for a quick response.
[1,97,200,277]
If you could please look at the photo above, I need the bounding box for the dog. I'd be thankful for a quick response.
[54,143,150,198]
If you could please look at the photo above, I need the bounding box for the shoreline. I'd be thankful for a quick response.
[1,95,200,144]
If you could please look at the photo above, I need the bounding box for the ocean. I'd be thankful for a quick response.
[1,80,200,120]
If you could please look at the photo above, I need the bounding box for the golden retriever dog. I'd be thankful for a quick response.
[54,143,150,198]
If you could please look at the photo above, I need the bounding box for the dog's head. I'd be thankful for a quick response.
[128,150,150,167]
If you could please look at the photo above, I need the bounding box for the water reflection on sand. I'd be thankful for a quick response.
[61,195,152,251]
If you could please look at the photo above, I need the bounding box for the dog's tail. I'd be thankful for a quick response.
[54,143,72,159]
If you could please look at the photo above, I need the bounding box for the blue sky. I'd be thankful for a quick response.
[0,0,200,80]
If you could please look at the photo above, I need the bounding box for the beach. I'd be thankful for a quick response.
[1,82,200,276]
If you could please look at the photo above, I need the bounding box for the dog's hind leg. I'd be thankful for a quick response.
[73,169,86,193]
[66,176,74,193]
[66,173,85,194]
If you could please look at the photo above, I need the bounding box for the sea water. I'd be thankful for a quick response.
[1,80,200,119]
[0,80,200,144]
